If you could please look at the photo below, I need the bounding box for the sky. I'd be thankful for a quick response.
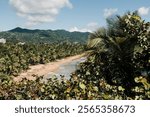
[0,0,150,32]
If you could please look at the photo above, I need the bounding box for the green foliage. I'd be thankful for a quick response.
[0,42,85,76]
[0,27,90,43]
[76,11,150,96]
[0,76,65,100]
[0,74,149,100]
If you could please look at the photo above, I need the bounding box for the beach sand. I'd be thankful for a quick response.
[13,53,85,81]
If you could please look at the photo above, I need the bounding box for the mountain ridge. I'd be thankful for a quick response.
[0,27,90,43]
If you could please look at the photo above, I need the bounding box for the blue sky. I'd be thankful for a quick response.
[0,0,150,32]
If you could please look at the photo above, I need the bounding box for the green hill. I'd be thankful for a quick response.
[0,27,90,43]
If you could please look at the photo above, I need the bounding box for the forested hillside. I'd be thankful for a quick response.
[0,27,90,43]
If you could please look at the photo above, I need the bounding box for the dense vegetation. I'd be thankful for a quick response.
[0,42,85,77]
[0,11,150,100]
[73,11,150,99]
[0,27,90,43]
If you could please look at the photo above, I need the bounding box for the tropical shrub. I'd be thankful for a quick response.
[0,42,85,77]
[75,11,150,97]
[0,74,150,100]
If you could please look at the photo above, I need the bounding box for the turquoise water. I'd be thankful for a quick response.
[46,57,86,79]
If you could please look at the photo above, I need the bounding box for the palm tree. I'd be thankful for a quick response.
[87,11,150,95]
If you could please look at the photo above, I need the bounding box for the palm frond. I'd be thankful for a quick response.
[87,38,103,48]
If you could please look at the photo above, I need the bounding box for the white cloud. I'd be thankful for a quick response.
[104,8,118,18]
[138,7,150,16]
[9,0,73,27]
[69,27,92,32]
[69,22,99,32]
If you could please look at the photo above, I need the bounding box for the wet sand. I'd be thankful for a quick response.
[13,53,86,81]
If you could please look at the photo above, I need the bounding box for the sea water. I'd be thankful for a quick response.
[45,57,86,79]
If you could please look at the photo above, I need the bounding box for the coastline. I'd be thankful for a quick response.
[13,53,86,81]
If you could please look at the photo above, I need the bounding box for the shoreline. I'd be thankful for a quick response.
[13,53,86,81]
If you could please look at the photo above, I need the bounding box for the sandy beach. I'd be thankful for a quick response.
[13,53,86,81]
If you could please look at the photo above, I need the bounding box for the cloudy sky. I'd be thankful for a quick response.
[0,0,150,32]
